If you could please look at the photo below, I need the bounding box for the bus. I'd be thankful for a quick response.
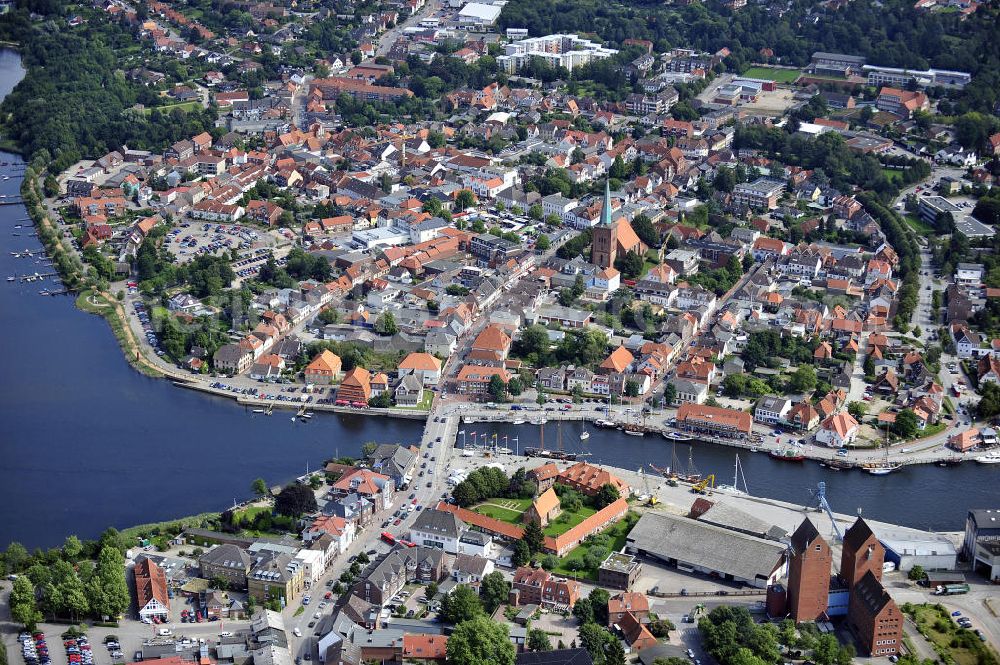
[381,532,396,545]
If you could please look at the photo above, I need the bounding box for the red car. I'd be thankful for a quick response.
[324,592,332,600]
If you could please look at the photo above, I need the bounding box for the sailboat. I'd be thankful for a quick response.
[865,423,902,475]
[524,420,580,460]
[579,428,590,440]
[715,455,749,495]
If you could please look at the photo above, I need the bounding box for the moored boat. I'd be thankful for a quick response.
[769,449,805,462]
[974,451,1000,464]
[663,431,695,441]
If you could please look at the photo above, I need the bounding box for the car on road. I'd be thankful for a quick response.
[952,611,962,616]
[293,629,302,637]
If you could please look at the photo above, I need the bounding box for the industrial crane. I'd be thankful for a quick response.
[691,475,715,494]
[809,481,844,542]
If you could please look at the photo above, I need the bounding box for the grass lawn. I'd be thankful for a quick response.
[543,506,597,537]
[550,516,635,580]
[140,101,203,115]
[397,390,434,411]
[881,167,904,183]
[741,67,802,83]
[905,603,998,665]
[473,497,533,524]
[232,505,272,524]
[904,214,935,235]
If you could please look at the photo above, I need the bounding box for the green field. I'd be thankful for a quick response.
[543,506,597,536]
[473,498,534,524]
[881,167,904,183]
[141,101,203,115]
[904,214,935,235]
[905,603,999,665]
[741,67,802,83]
[550,517,635,580]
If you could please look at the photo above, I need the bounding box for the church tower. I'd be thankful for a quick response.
[591,179,618,269]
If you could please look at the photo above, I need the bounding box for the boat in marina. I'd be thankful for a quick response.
[866,463,902,475]
[523,420,584,460]
[974,451,1000,464]
[935,457,962,467]
[820,459,855,471]
[622,425,645,437]
[769,449,805,462]
[593,419,616,429]
[663,431,695,441]
[579,429,590,440]
[511,419,526,425]
[715,454,749,496]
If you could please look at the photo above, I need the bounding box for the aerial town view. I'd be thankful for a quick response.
[1,0,1000,663]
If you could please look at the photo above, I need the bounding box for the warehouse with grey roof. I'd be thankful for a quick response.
[625,512,786,588]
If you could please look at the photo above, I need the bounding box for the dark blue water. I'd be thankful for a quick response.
[474,413,998,534]
[0,49,993,550]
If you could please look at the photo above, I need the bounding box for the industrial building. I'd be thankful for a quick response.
[876,528,958,572]
[625,512,786,588]
[962,507,1000,560]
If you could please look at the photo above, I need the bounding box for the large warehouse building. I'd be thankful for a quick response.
[625,512,786,588]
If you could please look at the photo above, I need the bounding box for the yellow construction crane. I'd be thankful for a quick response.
[691,475,715,494]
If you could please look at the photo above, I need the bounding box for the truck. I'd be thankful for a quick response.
[934,583,970,595]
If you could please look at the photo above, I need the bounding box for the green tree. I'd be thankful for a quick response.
[274,483,318,517]
[892,409,920,439]
[605,636,626,665]
[579,623,616,663]
[88,545,130,620]
[847,402,867,420]
[446,617,515,665]
[527,628,553,652]
[787,365,817,393]
[529,203,543,220]
[3,542,29,573]
[425,581,439,601]
[480,570,510,613]
[62,535,83,562]
[512,540,531,567]
[535,234,551,251]
[252,477,269,498]
[439,584,484,624]
[663,383,677,405]
[594,483,621,510]
[630,214,659,247]
[523,519,545,553]
[374,312,399,335]
[589,588,611,625]
[573,597,594,625]
[488,374,508,402]
[907,564,925,582]
[455,189,476,212]
[10,576,42,629]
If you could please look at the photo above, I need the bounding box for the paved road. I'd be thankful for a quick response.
[376,0,441,56]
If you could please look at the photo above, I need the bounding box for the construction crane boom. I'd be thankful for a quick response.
[813,482,843,542]
[691,474,715,494]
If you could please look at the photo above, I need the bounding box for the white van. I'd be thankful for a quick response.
[219,632,233,638]
[157,629,172,637]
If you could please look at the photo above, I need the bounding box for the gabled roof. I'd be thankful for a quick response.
[842,516,877,553]
[600,346,635,373]
[530,488,561,519]
[790,517,823,554]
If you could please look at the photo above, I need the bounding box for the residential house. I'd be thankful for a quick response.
[816,413,860,448]
[134,558,170,621]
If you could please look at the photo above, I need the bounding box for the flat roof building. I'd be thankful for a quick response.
[498,34,618,74]
[625,512,785,588]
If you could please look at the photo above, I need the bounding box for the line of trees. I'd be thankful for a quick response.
[5,534,131,629]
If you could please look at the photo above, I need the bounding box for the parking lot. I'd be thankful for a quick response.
[166,222,269,265]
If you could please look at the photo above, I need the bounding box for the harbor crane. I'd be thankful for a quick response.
[637,468,659,506]
[809,481,844,542]
[691,475,715,494]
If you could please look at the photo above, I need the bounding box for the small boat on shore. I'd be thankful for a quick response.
[769,449,805,462]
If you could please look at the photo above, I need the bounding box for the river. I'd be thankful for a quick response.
[0,50,993,551]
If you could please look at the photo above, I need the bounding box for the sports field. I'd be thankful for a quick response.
[741,67,802,83]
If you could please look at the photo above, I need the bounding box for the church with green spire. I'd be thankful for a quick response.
[590,180,646,269]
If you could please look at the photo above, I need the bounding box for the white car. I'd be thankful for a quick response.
[293,628,302,637]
